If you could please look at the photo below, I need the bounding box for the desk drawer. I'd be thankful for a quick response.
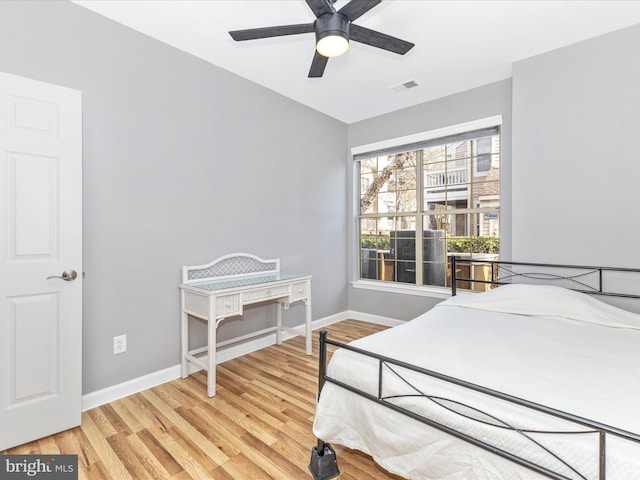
[290,281,309,302]
[243,285,290,303]
[216,294,241,317]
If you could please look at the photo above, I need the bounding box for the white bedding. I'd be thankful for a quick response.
[313,285,640,480]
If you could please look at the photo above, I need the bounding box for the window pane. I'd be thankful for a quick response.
[359,156,388,215]
[452,235,498,292]
[397,189,417,212]
[395,165,417,190]
[360,218,378,237]
[444,214,499,255]
[360,172,374,195]
[446,141,470,161]
[360,157,378,172]
[470,179,500,210]
[377,191,395,213]
[437,212,468,237]
[424,197,446,213]
[423,145,445,165]
[478,211,500,239]
[423,157,471,211]
[388,218,416,284]
[423,229,447,287]
[360,217,390,280]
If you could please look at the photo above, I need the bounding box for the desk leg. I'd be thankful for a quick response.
[180,291,189,378]
[305,296,312,355]
[276,302,282,346]
[207,302,217,397]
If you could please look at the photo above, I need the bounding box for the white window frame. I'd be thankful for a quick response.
[351,116,502,298]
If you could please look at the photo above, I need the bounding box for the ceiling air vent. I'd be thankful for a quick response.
[390,80,419,93]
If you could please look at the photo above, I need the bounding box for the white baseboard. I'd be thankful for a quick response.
[81,310,401,411]
[81,365,181,411]
[347,310,404,327]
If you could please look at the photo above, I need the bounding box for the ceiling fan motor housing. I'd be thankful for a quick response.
[315,13,350,44]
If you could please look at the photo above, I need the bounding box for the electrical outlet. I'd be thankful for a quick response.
[113,334,127,355]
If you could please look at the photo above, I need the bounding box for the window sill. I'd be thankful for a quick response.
[351,280,474,299]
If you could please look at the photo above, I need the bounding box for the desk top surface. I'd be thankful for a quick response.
[180,272,309,293]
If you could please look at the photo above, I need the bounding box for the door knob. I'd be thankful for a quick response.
[47,269,78,281]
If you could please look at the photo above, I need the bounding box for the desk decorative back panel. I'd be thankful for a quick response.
[184,253,280,283]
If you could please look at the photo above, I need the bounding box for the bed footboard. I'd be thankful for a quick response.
[311,330,640,480]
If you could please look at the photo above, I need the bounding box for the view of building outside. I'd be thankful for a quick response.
[359,131,500,289]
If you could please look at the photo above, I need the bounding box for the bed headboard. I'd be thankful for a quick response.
[182,253,280,284]
[450,257,640,299]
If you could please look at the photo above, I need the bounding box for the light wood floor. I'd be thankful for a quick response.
[2,320,404,480]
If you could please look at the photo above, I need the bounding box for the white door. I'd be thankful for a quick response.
[0,72,82,450]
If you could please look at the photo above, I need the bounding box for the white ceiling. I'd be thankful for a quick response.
[73,0,640,124]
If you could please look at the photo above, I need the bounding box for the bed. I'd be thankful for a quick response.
[310,260,640,480]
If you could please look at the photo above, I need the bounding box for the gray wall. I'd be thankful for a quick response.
[347,80,513,319]
[512,24,640,268]
[0,1,348,394]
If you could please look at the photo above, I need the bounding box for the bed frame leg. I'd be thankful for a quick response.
[309,440,340,480]
[309,331,340,479]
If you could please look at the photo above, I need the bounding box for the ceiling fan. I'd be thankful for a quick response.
[229,0,415,78]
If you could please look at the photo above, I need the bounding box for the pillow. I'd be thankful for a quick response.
[438,283,640,330]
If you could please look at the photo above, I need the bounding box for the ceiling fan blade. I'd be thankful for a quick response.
[308,51,329,78]
[305,0,335,18]
[349,24,414,55]
[338,0,381,21]
[229,23,314,41]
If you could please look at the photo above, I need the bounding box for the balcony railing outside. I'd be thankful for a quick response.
[425,167,468,188]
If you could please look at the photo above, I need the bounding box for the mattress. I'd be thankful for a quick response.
[313,284,640,480]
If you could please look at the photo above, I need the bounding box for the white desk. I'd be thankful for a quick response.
[179,253,312,397]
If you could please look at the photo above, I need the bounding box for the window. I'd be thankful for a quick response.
[356,124,500,291]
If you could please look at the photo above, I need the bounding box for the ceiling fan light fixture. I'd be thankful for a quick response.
[316,32,349,57]
[315,12,350,58]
